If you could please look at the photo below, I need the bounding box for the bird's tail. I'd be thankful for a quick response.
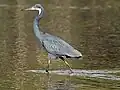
[66,49,82,58]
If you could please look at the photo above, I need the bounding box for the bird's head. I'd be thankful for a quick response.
[24,4,44,16]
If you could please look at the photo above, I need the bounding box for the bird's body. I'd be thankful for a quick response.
[25,4,82,73]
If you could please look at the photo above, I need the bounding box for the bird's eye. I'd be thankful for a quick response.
[35,4,41,8]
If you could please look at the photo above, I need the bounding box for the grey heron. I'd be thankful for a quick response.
[24,4,82,73]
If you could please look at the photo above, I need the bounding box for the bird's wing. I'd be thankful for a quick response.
[42,34,82,58]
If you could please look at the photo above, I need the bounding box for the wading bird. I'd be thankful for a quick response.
[24,4,82,73]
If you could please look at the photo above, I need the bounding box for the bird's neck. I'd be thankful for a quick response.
[33,15,44,42]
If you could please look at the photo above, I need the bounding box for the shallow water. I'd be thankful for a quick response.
[27,69,120,80]
[0,0,120,90]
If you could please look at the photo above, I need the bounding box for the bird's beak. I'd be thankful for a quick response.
[24,6,36,11]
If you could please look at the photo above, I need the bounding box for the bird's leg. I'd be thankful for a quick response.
[46,59,51,73]
[60,57,73,73]
[46,53,57,73]
[48,59,51,69]
[63,60,73,73]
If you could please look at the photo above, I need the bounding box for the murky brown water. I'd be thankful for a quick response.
[0,0,120,90]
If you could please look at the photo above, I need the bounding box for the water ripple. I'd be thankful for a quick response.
[26,69,120,80]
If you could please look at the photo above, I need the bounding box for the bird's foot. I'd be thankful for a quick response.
[46,69,49,73]
[69,69,74,74]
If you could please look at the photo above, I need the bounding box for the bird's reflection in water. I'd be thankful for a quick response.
[45,73,73,90]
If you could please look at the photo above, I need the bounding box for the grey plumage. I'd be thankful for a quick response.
[24,4,82,73]
[42,34,82,58]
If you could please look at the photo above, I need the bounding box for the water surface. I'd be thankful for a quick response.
[0,0,120,90]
